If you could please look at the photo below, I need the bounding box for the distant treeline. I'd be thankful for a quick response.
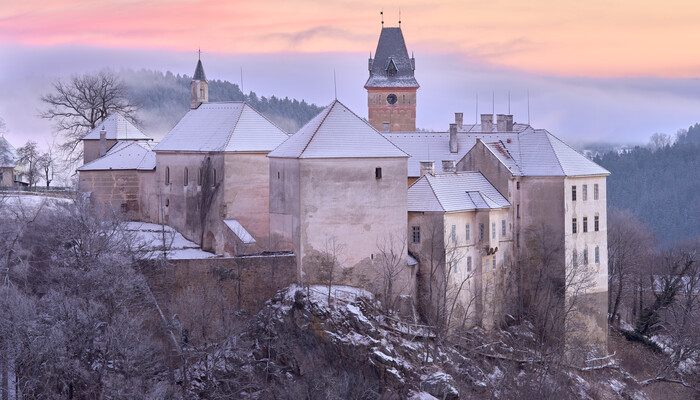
[120,69,323,136]
[594,124,700,245]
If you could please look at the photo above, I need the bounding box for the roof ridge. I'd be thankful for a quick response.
[220,102,246,152]
[298,101,336,157]
[542,131,566,175]
[425,175,446,212]
[242,101,290,136]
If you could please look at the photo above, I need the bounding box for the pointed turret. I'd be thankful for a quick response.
[365,26,419,132]
[190,56,209,109]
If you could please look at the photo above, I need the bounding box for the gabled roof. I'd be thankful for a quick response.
[193,59,207,81]
[365,27,419,88]
[0,137,17,168]
[268,100,409,159]
[386,125,609,177]
[82,113,151,141]
[78,141,152,171]
[408,172,510,213]
[154,102,289,153]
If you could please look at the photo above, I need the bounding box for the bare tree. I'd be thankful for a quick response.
[40,70,139,163]
[607,209,654,323]
[648,132,673,150]
[318,236,344,306]
[375,232,408,314]
[16,141,41,187]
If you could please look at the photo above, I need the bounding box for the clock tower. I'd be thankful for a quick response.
[365,26,419,132]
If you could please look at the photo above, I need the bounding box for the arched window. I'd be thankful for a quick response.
[184,167,189,186]
[165,167,170,185]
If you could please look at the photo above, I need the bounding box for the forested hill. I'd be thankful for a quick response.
[594,124,700,245]
[119,69,323,137]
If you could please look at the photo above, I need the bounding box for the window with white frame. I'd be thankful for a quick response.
[479,223,484,240]
[501,220,506,236]
[491,222,496,239]
[572,185,577,201]
[595,215,600,232]
[595,246,600,263]
[594,184,599,200]
[466,224,470,241]
[583,184,588,200]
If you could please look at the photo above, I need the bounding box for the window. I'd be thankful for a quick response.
[573,251,578,265]
[198,168,202,186]
[465,224,470,241]
[595,246,600,263]
[165,167,170,185]
[451,225,457,243]
[200,87,204,97]
[452,260,458,274]
[165,198,169,207]
[492,222,496,239]
[212,168,217,186]
[411,226,420,243]
[594,215,600,232]
[501,220,506,236]
[184,167,189,186]
[516,181,520,190]
[277,171,280,179]
[516,232,520,248]
[375,167,382,179]
[493,254,497,269]
[582,184,588,201]
[572,217,577,234]
[517,204,520,218]
[120,203,127,213]
[485,258,490,272]
[467,257,472,272]
[572,185,577,201]
[402,94,406,104]
[382,122,390,132]
[503,252,508,269]
[583,248,589,264]
[479,223,484,240]
[583,217,588,233]
[594,184,599,200]
[0,172,3,183]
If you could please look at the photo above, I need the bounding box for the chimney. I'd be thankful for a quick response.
[99,127,107,157]
[454,112,463,130]
[505,115,514,131]
[420,161,434,177]
[480,114,493,132]
[442,160,456,173]
[496,114,507,131]
[449,123,458,153]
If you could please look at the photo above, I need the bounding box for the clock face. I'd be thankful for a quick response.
[387,93,398,105]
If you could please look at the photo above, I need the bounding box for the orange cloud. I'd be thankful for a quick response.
[1,0,699,77]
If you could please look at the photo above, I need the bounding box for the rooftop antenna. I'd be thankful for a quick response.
[333,69,337,100]
[381,10,384,26]
[198,47,201,60]
[399,9,401,26]
[527,89,531,125]
[492,91,495,115]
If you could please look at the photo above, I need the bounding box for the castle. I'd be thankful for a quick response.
[78,26,609,353]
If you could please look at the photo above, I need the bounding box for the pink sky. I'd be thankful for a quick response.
[2,0,699,78]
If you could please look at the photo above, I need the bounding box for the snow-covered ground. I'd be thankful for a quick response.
[0,193,70,209]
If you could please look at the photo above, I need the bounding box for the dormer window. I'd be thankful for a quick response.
[386,59,397,77]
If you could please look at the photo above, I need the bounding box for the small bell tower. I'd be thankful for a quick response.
[191,50,208,109]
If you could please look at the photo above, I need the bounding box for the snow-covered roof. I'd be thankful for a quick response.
[154,102,289,153]
[0,137,17,168]
[82,113,151,141]
[407,172,510,213]
[365,27,419,88]
[224,219,256,244]
[268,100,408,159]
[78,141,153,171]
[386,125,609,177]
